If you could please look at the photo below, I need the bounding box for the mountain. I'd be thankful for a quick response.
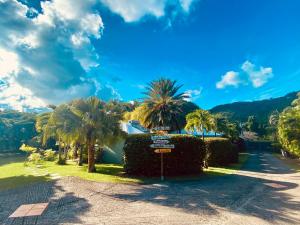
[0,110,37,152]
[210,91,299,124]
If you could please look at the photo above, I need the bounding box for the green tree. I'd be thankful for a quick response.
[69,97,122,172]
[142,78,187,133]
[212,114,228,136]
[278,93,300,157]
[185,109,214,140]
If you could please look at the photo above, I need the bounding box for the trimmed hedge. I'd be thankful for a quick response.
[124,134,206,176]
[205,138,238,166]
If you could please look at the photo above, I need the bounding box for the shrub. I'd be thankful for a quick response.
[124,134,206,176]
[19,144,37,154]
[233,138,246,152]
[205,138,238,166]
[28,153,43,164]
[43,149,56,161]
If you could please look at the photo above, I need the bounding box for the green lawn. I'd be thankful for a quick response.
[0,153,249,191]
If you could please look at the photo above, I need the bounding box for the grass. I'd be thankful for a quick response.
[0,152,250,190]
[204,152,249,176]
[272,153,300,172]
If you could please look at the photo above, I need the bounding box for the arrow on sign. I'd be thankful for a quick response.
[153,140,170,144]
[150,144,175,149]
[151,135,170,140]
[154,149,172,153]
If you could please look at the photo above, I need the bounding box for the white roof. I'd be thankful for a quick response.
[121,122,147,134]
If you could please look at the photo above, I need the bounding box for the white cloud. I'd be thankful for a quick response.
[241,60,273,88]
[100,0,197,22]
[0,0,118,111]
[216,71,241,89]
[216,61,273,89]
[185,87,203,101]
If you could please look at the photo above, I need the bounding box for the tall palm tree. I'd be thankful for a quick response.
[70,97,121,172]
[212,114,228,136]
[143,78,187,133]
[43,104,81,164]
[185,109,213,140]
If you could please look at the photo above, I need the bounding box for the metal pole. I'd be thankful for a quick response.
[161,152,164,181]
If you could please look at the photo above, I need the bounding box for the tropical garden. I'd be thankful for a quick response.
[0,78,299,188]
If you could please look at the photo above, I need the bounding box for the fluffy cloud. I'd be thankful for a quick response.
[100,0,197,22]
[0,0,196,111]
[216,61,273,89]
[216,71,241,89]
[185,87,203,101]
[0,0,121,111]
[241,60,273,88]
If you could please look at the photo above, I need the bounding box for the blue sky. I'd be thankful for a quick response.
[0,0,300,111]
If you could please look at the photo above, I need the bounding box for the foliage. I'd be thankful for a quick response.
[42,97,123,172]
[123,134,206,176]
[28,153,43,164]
[19,144,37,153]
[205,138,239,166]
[212,114,228,135]
[0,110,37,152]
[278,93,300,157]
[185,109,214,139]
[43,149,56,161]
[142,78,188,132]
[210,91,298,124]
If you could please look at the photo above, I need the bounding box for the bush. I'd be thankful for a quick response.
[233,138,246,152]
[124,134,206,176]
[28,153,43,164]
[43,149,56,161]
[205,138,238,166]
[19,144,37,154]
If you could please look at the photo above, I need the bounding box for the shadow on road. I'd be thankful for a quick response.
[0,177,91,225]
[109,153,300,224]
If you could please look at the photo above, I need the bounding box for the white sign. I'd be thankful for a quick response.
[151,135,170,140]
[153,140,170,144]
[152,126,170,131]
[150,144,175,149]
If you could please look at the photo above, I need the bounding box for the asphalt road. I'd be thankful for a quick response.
[1,152,300,225]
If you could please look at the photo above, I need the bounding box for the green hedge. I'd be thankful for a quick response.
[205,138,238,166]
[124,134,206,176]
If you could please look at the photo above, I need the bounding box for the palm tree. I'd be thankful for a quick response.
[212,114,228,136]
[43,104,81,164]
[143,78,187,133]
[185,109,213,140]
[70,97,121,172]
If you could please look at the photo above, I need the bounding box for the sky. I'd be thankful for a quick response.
[0,0,300,111]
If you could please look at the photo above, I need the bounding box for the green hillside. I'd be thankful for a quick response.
[0,110,37,152]
[210,91,299,123]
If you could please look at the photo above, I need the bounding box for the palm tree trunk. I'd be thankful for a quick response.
[87,140,96,173]
[78,146,83,166]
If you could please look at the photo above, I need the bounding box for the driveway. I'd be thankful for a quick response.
[1,152,300,225]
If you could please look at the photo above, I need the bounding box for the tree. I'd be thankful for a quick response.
[142,78,187,133]
[212,114,228,136]
[278,93,300,157]
[246,116,259,132]
[267,110,280,141]
[185,109,214,140]
[69,97,122,172]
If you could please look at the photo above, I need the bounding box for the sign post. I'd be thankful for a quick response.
[150,126,174,181]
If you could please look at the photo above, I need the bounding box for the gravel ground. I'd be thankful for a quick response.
[1,152,300,225]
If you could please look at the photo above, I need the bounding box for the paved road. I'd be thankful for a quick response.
[1,152,300,225]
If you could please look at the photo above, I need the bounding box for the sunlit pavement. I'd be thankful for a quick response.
[1,152,300,225]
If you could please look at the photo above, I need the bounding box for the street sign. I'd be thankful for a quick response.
[151,135,170,140]
[152,126,170,131]
[154,149,172,153]
[150,144,175,149]
[152,139,170,144]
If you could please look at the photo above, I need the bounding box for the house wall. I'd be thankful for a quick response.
[102,136,126,164]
